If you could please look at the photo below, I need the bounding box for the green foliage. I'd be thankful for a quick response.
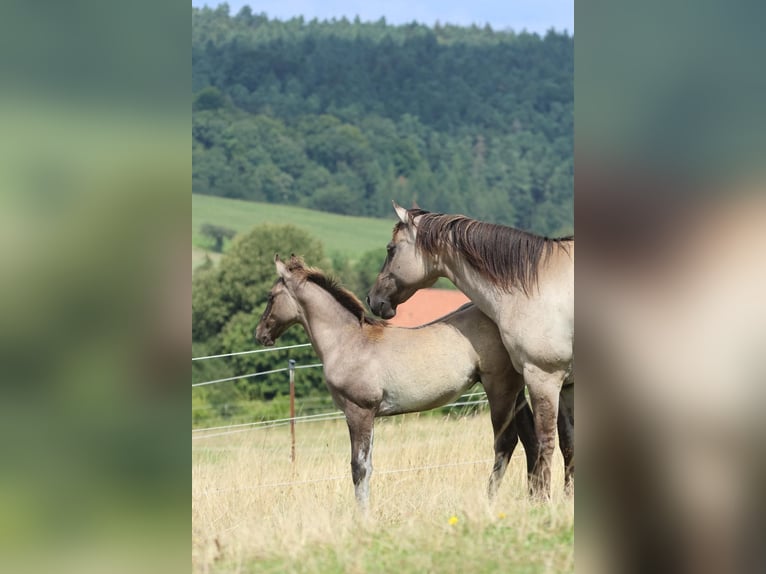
[193,86,226,112]
[330,248,399,301]
[199,222,235,252]
[192,223,326,342]
[307,184,357,215]
[191,10,573,236]
[192,224,331,417]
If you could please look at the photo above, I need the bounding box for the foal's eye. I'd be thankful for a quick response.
[386,243,395,254]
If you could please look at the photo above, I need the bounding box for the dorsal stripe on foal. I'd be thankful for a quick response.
[287,256,387,326]
[398,209,573,295]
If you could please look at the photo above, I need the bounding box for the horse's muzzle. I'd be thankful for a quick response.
[367,295,396,319]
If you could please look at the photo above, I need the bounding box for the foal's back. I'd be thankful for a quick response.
[350,303,512,416]
[439,303,514,378]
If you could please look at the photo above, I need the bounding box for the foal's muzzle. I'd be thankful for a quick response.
[255,326,274,346]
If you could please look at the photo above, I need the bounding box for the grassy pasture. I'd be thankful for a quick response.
[192,413,573,573]
[192,194,395,262]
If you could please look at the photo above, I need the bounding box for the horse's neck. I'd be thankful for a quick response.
[440,256,501,320]
[295,284,362,360]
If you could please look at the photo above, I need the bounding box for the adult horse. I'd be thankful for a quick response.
[255,255,541,510]
[368,203,574,498]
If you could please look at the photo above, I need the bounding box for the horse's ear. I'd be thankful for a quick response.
[411,199,420,209]
[287,253,305,272]
[275,254,291,279]
[392,200,409,224]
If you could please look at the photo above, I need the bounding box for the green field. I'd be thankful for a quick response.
[192,194,396,262]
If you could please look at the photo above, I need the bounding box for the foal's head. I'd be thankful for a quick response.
[368,202,439,319]
[254,255,302,346]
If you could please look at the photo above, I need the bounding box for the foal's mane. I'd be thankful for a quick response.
[397,209,573,294]
[287,257,387,326]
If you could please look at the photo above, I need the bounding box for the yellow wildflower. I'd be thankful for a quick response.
[448,515,459,526]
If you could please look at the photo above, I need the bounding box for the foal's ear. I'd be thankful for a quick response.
[392,200,409,224]
[274,254,291,279]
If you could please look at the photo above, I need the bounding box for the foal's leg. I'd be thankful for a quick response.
[557,383,575,493]
[524,364,566,500]
[345,405,375,511]
[485,369,527,498]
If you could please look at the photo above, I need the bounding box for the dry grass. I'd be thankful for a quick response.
[192,413,573,573]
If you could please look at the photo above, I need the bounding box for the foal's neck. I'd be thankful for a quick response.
[295,282,363,360]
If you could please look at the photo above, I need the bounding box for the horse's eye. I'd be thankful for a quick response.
[386,243,395,253]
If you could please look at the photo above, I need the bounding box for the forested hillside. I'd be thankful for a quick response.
[192,7,573,421]
[192,5,573,235]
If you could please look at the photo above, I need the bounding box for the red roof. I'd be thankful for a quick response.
[386,288,471,327]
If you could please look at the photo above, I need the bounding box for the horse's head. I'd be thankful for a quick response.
[254,255,302,346]
[367,202,439,319]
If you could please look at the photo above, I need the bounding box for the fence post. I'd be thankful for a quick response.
[288,359,296,463]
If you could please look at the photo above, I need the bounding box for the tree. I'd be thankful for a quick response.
[193,223,326,342]
[192,224,329,399]
[191,11,573,232]
[200,223,236,253]
[193,86,227,112]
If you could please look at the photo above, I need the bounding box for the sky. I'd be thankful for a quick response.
[191,0,573,35]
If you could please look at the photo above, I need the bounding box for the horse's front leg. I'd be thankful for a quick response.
[345,404,375,512]
[515,391,540,491]
[557,382,574,494]
[524,364,567,500]
[485,369,529,498]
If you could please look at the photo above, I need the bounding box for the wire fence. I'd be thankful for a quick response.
[192,410,347,438]
[192,343,312,361]
[191,362,323,388]
[192,346,489,439]
[192,393,489,440]
[192,346,501,500]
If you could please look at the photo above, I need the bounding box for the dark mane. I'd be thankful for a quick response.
[398,210,573,294]
[287,257,388,326]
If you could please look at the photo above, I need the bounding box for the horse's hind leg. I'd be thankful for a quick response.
[485,369,527,498]
[345,405,375,512]
[557,383,574,493]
